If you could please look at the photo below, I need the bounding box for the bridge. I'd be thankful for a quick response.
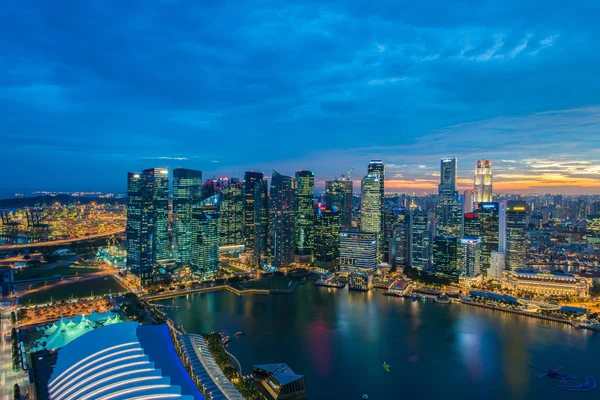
[0,229,125,251]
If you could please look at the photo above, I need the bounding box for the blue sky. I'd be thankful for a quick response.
[1,0,600,196]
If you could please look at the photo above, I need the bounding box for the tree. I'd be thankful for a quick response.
[13,384,20,400]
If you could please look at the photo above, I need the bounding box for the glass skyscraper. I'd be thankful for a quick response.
[324,179,353,230]
[433,235,459,276]
[294,170,314,260]
[243,171,269,266]
[505,201,528,270]
[314,204,341,270]
[459,237,482,277]
[361,172,383,258]
[411,209,431,270]
[478,202,500,272]
[338,231,377,273]
[173,168,202,266]
[126,167,169,286]
[270,170,296,268]
[438,157,457,196]
[219,178,244,246]
[191,194,221,280]
[474,160,493,204]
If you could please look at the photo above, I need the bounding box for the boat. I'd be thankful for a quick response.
[529,364,597,392]
[436,295,451,304]
[383,361,392,373]
[412,296,418,302]
[362,395,369,399]
[235,331,245,336]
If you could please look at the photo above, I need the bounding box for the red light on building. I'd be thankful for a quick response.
[465,213,479,219]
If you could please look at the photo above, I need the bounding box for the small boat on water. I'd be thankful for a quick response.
[383,361,392,373]
[436,295,451,304]
[412,296,418,302]
[235,331,245,336]
[362,395,369,399]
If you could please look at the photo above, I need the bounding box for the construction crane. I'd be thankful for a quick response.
[341,167,354,181]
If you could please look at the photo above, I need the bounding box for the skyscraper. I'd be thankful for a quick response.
[478,202,500,272]
[173,168,202,265]
[243,171,269,266]
[433,235,459,276]
[411,209,431,270]
[463,212,481,237]
[191,194,220,279]
[505,201,528,270]
[295,170,314,260]
[438,157,457,196]
[325,179,353,230]
[436,195,463,237]
[361,172,383,258]
[126,167,169,286]
[270,170,296,268]
[474,160,493,204]
[219,178,244,246]
[459,237,482,277]
[314,204,341,270]
[338,231,377,273]
[463,189,474,213]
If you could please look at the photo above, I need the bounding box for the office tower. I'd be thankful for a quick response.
[269,170,296,268]
[338,231,377,273]
[390,222,409,267]
[190,194,220,279]
[219,178,244,246]
[586,214,600,245]
[577,199,588,220]
[172,168,202,265]
[295,170,315,260]
[433,235,459,276]
[325,179,353,230]
[436,195,463,237]
[487,251,506,279]
[361,173,383,258]
[314,204,341,270]
[243,171,269,266]
[459,237,482,277]
[505,201,528,270]
[464,212,481,237]
[463,190,474,213]
[438,157,457,196]
[478,202,500,272]
[126,167,169,286]
[411,209,431,270]
[474,160,493,204]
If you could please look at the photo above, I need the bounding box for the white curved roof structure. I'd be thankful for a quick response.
[48,322,203,400]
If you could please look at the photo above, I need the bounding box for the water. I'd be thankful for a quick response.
[160,282,600,399]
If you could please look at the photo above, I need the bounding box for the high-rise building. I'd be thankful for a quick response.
[586,214,600,245]
[126,167,169,286]
[411,209,431,270]
[487,251,505,280]
[459,237,482,277]
[505,201,528,270]
[478,202,500,272]
[463,212,481,237]
[270,171,296,268]
[338,231,377,273]
[295,170,314,260]
[474,160,493,204]
[436,195,463,237]
[314,204,341,270]
[219,178,244,246]
[243,171,269,266]
[433,235,459,276]
[438,157,457,196]
[191,194,220,280]
[389,209,409,267]
[172,168,202,265]
[324,179,353,229]
[463,190,474,213]
[361,173,383,258]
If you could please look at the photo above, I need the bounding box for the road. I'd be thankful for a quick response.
[0,229,125,251]
[0,310,29,400]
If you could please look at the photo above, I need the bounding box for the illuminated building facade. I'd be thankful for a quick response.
[436,195,463,237]
[501,270,589,298]
[243,171,269,266]
[586,214,600,245]
[411,209,431,270]
[219,178,244,246]
[324,179,353,230]
[126,167,169,286]
[191,194,220,279]
[349,272,374,291]
[270,171,296,268]
[463,189,474,213]
[314,204,341,270]
[338,231,377,273]
[463,212,481,237]
[474,160,493,204]
[478,202,500,272]
[173,168,202,266]
[295,170,314,260]
[433,235,459,276]
[487,251,505,279]
[505,200,528,271]
[438,157,457,196]
[459,237,482,277]
[361,173,383,258]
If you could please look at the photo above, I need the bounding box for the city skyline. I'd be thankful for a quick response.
[2,2,600,195]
